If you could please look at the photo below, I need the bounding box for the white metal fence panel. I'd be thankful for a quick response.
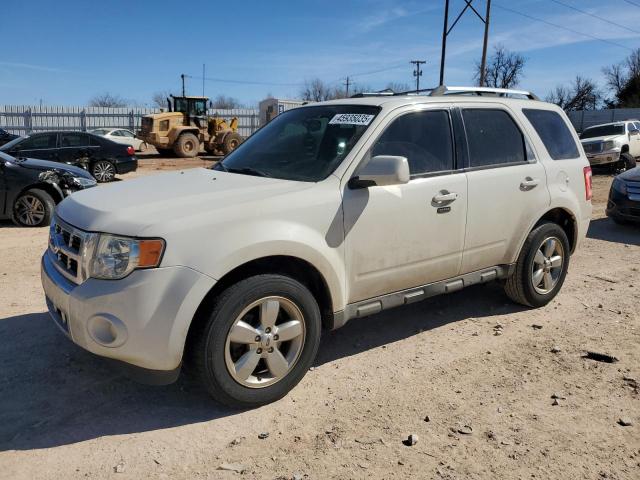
[0,106,260,138]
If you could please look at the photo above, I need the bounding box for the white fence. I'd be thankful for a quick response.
[0,106,260,138]
[567,108,640,132]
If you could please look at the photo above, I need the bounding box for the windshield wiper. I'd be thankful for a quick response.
[225,166,271,178]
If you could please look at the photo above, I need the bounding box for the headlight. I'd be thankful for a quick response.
[90,234,165,280]
[603,140,617,151]
[72,176,97,188]
[612,178,628,195]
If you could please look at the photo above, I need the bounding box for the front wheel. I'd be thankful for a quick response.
[13,189,54,227]
[504,222,570,308]
[173,133,199,158]
[91,160,116,182]
[190,275,321,408]
[620,152,637,171]
[222,132,242,155]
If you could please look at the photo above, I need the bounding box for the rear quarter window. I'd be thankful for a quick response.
[522,109,580,160]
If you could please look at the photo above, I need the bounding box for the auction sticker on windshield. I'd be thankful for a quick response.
[329,113,375,126]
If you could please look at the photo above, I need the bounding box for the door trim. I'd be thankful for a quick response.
[330,263,515,329]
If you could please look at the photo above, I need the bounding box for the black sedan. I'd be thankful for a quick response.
[606,166,640,224]
[0,128,18,147]
[1,151,96,227]
[0,131,137,182]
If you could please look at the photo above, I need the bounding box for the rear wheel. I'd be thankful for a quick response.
[174,133,199,158]
[504,222,570,308]
[190,274,321,408]
[13,189,54,227]
[222,132,242,155]
[91,160,116,182]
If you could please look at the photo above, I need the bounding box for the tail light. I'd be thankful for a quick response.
[583,166,593,201]
[126,146,135,156]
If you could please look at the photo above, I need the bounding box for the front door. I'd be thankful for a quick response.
[627,123,640,157]
[343,108,468,303]
[12,133,58,161]
[459,106,550,273]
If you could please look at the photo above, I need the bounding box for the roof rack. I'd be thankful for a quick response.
[350,91,395,98]
[429,85,539,100]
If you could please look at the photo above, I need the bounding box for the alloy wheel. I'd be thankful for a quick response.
[93,161,115,182]
[15,195,46,226]
[531,236,564,294]
[224,296,306,388]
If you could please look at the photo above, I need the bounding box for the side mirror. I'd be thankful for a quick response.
[349,155,410,189]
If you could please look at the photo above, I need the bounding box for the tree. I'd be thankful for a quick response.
[385,82,411,93]
[474,45,526,89]
[546,76,601,111]
[151,90,173,109]
[300,78,335,102]
[211,95,241,109]
[88,92,127,108]
[603,48,640,107]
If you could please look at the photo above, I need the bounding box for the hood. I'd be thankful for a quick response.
[56,167,315,235]
[618,166,640,182]
[580,135,621,144]
[7,155,93,179]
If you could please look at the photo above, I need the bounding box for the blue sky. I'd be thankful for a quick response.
[1,0,639,106]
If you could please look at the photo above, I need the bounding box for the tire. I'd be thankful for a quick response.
[91,160,116,182]
[190,274,322,408]
[13,188,54,227]
[504,222,570,308]
[620,152,636,171]
[173,133,199,158]
[221,132,242,155]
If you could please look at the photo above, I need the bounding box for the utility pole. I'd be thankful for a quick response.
[410,60,426,93]
[344,76,351,97]
[439,0,491,86]
[181,74,186,96]
[439,0,450,86]
[479,0,492,87]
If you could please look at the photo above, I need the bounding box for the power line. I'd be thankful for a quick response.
[548,0,640,35]
[494,2,634,51]
[622,0,640,9]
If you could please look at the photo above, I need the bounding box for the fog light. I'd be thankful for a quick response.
[88,314,128,347]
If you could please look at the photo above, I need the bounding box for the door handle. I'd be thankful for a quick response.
[520,177,540,191]
[432,190,458,205]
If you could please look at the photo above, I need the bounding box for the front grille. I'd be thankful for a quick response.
[582,142,602,154]
[48,217,92,284]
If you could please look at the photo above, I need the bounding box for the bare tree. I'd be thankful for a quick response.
[89,92,128,108]
[546,76,601,111]
[300,78,336,102]
[385,82,412,93]
[474,45,526,89]
[603,48,640,106]
[211,95,241,109]
[151,90,173,109]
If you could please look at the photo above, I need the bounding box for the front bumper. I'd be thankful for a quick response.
[41,251,216,380]
[586,150,620,166]
[606,188,640,223]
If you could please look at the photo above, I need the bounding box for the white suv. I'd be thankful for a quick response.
[580,120,640,171]
[41,86,593,407]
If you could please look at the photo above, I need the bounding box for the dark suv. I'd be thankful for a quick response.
[0,131,138,182]
[0,151,96,227]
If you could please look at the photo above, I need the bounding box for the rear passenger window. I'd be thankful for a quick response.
[462,109,526,167]
[522,109,580,160]
[372,110,454,175]
[60,133,90,147]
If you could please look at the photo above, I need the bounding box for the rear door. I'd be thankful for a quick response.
[459,105,550,273]
[58,132,96,167]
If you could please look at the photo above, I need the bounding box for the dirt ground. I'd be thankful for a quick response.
[0,155,638,480]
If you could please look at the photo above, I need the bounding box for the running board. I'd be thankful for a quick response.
[330,264,515,330]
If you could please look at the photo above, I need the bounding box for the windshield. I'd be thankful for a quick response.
[580,125,624,139]
[0,136,26,151]
[215,105,380,181]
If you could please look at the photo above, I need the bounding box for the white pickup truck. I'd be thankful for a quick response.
[580,120,640,171]
[41,86,592,407]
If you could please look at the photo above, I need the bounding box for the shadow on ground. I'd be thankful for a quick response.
[0,283,522,452]
[587,217,640,246]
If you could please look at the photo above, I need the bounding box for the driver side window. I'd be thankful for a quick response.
[371,110,454,176]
